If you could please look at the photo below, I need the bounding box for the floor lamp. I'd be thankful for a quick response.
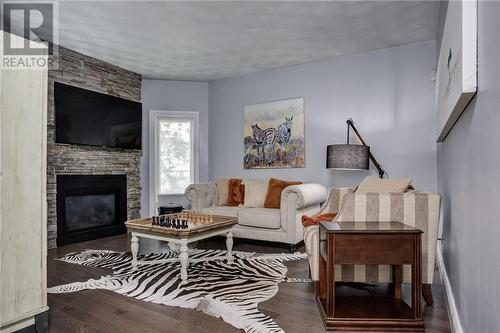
[326,118,387,179]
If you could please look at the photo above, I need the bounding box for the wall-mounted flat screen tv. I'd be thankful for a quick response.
[55,82,142,149]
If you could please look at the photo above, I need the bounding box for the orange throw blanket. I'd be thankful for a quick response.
[301,213,337,227]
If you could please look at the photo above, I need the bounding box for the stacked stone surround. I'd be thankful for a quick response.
[47,46,142,248]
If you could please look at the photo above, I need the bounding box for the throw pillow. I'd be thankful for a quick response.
[242,179,269,208]
[215,178,229,206]
[356,176,412,194]
[227,178,245,206]
[301,213,337,227]
[264,178,303,209]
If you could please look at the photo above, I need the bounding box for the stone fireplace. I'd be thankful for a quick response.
[47,46,142,248]
[56,175,127,246]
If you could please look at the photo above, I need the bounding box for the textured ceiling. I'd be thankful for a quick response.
[54,1,439,81]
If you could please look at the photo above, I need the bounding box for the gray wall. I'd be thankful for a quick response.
[140,79,209,216]
[209,41,437,191]
[437,2,500,332]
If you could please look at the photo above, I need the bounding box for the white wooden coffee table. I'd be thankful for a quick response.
[125,214,237,281]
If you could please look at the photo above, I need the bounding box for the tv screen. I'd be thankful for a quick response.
[55,82,142,149]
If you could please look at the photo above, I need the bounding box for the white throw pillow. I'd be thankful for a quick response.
[242,179,269,208]
[356,176,412,194]
[215,178,229,206]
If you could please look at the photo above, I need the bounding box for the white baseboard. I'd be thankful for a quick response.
[436,242,464,333]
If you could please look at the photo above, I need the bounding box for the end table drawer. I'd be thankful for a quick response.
[335,234,414,265]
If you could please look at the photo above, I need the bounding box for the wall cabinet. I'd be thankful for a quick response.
[0,32,48,332]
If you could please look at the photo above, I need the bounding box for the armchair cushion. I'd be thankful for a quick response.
[356,176,412,194]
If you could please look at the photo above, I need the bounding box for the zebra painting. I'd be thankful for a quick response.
[244,98,304,169]
[244,135,261,163]
[48,248,310,333]
[276,116,293,151]
[251,124,277,164]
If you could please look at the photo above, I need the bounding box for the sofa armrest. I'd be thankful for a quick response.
[185,183,217,211]
[280,184,327,245]
[281,183,327,210]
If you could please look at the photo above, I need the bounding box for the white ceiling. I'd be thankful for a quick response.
[54,1,439,81]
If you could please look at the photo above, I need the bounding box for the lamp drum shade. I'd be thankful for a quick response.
[326,144,370,170]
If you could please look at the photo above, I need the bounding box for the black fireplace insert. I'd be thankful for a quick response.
[57,175,127,246]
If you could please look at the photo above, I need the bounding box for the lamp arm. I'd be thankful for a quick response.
[346,118,386,178]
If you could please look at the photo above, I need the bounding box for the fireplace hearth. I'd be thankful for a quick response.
[57,175,127,246]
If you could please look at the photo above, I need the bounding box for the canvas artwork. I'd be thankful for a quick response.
[436,0,477,142]
[244,97,305,169]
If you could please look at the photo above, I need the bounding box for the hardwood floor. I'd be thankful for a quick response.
[47,234,451,333]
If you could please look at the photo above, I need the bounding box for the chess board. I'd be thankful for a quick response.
[151,211,215,229]
[125,211,238,238]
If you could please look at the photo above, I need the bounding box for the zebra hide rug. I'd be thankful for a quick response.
[48,248,311,333]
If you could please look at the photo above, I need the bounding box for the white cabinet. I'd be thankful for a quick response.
[0,32,48,332]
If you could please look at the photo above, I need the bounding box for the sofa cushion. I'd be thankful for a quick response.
[264,178,302,209]
[215,178,229,205]
[242,179,269,208]
[238,208,281,229]
[201,206,246,218]
[227,178,245,206]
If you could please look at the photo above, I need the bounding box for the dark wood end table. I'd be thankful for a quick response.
[317,221,424,332]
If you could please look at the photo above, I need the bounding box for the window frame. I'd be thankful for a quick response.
[148,110,199,215]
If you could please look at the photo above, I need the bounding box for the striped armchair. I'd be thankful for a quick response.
[303,187,441,305]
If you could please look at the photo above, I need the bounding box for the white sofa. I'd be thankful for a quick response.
[185,182,327,252]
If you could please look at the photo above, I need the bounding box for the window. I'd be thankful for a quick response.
[149,111,199,208]
[158,118,193,194]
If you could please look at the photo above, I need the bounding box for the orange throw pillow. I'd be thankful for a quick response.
[301,213,337,228]
[227,178,245,206]
[264,178,302,209]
